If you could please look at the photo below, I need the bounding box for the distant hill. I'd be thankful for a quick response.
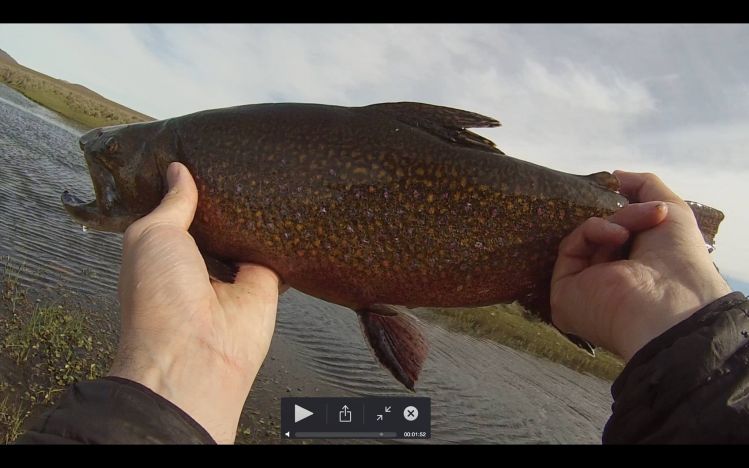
[0,48,18,65]
[0,49,154,128]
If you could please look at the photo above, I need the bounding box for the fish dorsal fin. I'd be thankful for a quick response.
[363,102,505,154]
[584,171,620,191]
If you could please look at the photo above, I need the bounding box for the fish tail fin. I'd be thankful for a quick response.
[579,173,724,253]
[686,201,725,253]
[356,305,429,391]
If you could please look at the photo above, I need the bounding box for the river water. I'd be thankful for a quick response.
[0,84,613,443]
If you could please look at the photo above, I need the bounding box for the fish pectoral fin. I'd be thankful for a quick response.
[363,102,505,155]
[201,253,239,284]
[356,305,429,391]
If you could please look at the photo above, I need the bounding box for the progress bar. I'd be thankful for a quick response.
[294,432,398,438]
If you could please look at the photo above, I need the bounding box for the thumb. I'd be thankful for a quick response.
[146,162,199,230]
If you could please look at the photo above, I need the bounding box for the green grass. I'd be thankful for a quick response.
[422,303,624,381]
[0,394,27,445]
[0,258,116,443]
[0,61,153,129]
[1,260,25,315]
[0,256,290,445]
[3,304,102,385]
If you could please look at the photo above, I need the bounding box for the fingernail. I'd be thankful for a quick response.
[167,163,181,189]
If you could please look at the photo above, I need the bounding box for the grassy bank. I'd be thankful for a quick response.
[422,303,624,381]
[0,257,307,445]
[0,258,116,443]
[0,258,342,445]
[0,60,153,129]
[0,259,117,443]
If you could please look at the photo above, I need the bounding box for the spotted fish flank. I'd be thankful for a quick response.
[61,102,726,390]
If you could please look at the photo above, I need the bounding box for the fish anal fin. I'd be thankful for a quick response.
[363,102,505,154]
[565,334,596,357]
[363,303,400,316]
[518,286,597,357]
[356,305,429,390]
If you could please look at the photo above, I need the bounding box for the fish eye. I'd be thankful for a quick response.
[104,137,119,154]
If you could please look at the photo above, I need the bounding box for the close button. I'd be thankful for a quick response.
[403,406,419,421]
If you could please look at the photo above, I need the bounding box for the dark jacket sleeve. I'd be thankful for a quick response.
[15,376,216,444]
[604,291,749,444]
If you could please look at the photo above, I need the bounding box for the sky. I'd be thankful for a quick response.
[1,24,747,291]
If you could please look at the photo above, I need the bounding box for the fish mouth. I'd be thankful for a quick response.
[61,191,138,233]
[61,145,139,233]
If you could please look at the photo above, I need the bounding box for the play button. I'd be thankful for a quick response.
[294,404,314,423]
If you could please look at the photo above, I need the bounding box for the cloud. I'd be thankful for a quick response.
[0,23,747,283]
[520,59,655,115]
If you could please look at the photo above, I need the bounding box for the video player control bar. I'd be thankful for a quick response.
[281,397,430,439]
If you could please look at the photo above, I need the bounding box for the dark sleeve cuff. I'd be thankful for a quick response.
[16,376,216,444]
[603,291,749,444]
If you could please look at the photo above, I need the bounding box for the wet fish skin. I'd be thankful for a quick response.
[62,102,723,389]
[170,103,626,313]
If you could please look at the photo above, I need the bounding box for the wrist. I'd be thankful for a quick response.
[616,277,733,361]
[108,338,256,444]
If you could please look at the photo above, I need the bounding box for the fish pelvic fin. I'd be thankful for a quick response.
[202,253,239,283]
[356,304,429,391]
[686,201,725,253]
[363,102,505,155]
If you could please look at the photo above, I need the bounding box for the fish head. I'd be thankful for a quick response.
[62,122,168,233]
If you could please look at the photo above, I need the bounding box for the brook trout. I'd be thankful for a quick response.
[61,102,724,389]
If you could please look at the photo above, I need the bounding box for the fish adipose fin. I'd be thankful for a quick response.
[356,304,429,391]
[583,171,620,192]
[202,253,239,283]
[686,201,725,253]
[363,102,505,155]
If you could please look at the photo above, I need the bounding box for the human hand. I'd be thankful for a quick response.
[109,162,281,444]
[550,171,732,361]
